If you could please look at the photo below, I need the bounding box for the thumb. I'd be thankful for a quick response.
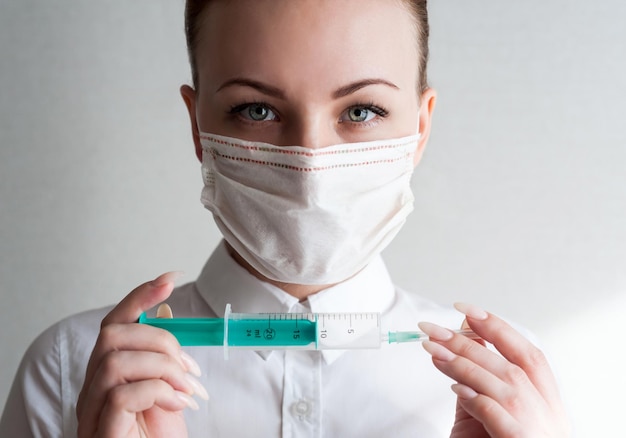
[461,318,471,330]
[461,318,486,346]
[101,271,183,326]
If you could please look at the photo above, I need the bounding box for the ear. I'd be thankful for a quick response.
[180,84,203,162]
[413,87,437,167]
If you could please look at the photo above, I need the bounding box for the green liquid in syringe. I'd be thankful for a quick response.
[227,318,317,348]
[138,314,318,347]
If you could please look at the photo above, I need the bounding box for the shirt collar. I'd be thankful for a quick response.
[196,241,396,364]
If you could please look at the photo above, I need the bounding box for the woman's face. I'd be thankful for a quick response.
[182,0,435,159]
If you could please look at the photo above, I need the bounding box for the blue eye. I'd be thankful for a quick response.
[340,104,388,123]
[236,103,278,122]
[347,107,374,122]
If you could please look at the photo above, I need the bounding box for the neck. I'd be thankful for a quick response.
[224,242,336,301]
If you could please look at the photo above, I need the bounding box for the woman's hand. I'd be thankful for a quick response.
[76,272,208,438]
[419,303,570,438]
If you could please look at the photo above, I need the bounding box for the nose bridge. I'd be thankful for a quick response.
[288,110,335,149]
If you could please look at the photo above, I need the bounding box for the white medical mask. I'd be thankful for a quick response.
[199,132,419,285]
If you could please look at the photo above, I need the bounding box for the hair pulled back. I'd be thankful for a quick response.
[184,0,430,93]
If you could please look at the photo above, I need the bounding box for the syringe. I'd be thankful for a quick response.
[139,304,478,358]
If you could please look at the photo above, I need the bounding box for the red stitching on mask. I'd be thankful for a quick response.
[200,134,415,157]
[207,148,413,172]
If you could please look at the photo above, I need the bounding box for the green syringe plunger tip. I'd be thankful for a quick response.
[387,331,424,344]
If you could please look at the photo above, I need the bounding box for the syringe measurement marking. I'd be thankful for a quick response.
[267,314,303,340]
[348,314,354,335]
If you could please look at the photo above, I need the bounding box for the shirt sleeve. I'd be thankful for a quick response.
[0,323,65,438]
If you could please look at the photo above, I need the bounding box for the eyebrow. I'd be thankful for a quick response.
[332,78,399,98]
[216,78,286,99]
[216,77,399,100]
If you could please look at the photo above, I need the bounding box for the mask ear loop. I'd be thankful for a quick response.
[415,107,422,137]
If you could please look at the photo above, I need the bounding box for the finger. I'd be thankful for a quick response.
[78,272,183,418]
[94,323,185,368]
[102,271,183,326]
[452,384,523,438]
[423,311,569,436]
[78,350,207,437]
[420,322,547,412]
[78,322,187,418]
[419,321,510,381]
[461,318,485,346]
[78,325,203,420]
[95,380,198,438]
[454,380,571,437]
[454,302,561,405]
[422,338,552,436]
[421,339,528,405]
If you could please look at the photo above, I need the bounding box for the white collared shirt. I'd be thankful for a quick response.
[1,242,465,437]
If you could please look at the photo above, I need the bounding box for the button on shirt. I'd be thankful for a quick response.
[0,241,465,437]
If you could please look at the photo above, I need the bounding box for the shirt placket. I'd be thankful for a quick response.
[281,307,322,437]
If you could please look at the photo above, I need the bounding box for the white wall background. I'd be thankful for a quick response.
[1,1,624,436]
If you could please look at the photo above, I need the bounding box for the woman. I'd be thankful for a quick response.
[0,1,570,436]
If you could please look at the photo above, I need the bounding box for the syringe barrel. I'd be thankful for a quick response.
[314,313,382,349]
[230,312,383,350]
[140,309,384,350]
[227,315,317,349]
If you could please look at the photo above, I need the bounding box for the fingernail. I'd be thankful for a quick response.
[175,391,200,410]
[151,271,185,287]
[418,322,454,341]
[451,383,478,400]
[185,374,210,401]
[422,340,457,361]
[181,351,202,377]
[454,302,488,321]
[156,303,173,319]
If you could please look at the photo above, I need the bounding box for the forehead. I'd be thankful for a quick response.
[195,0,419,95]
